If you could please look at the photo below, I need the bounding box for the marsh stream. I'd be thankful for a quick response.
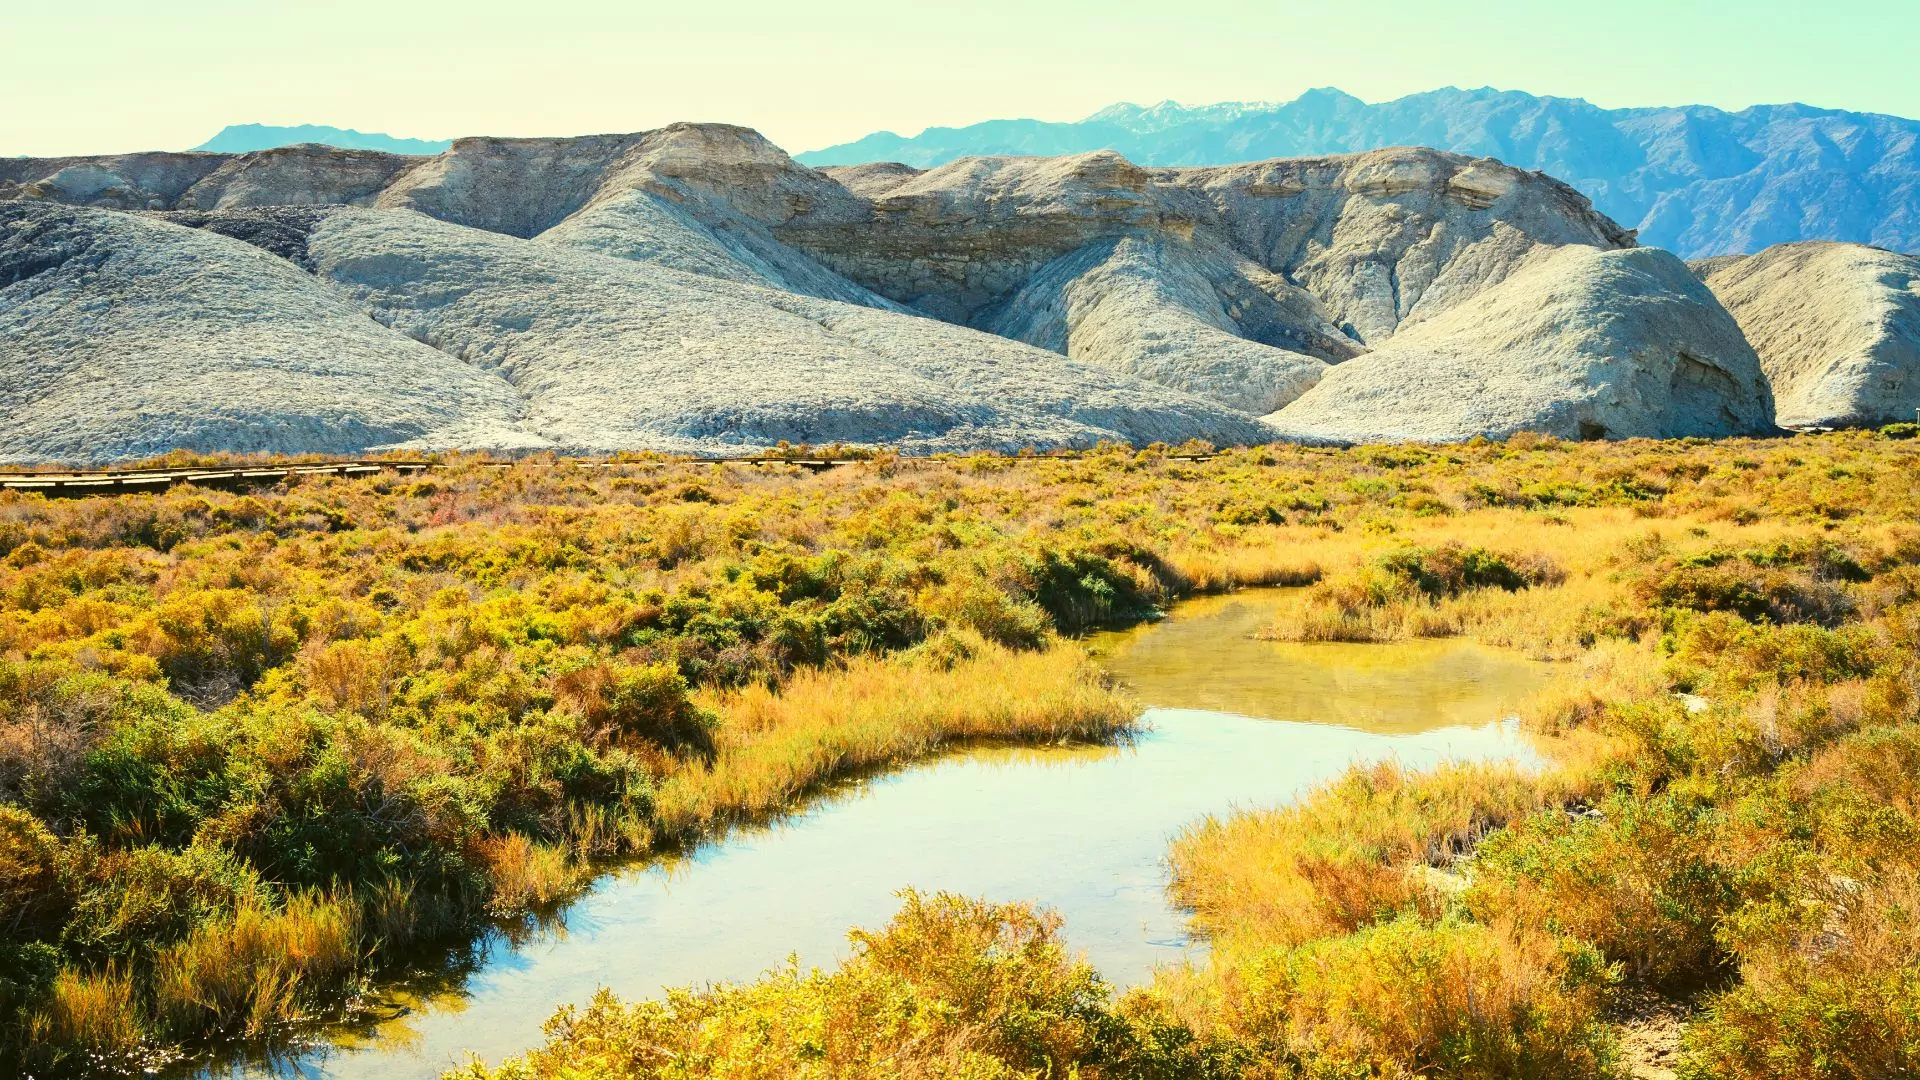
[212,590,1553,1079]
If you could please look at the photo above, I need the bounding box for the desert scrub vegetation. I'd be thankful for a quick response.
[1142,434,1920,1078]
[6,432,1920,1076]
[0,452,1186,1071]
[436,430,1920,1080]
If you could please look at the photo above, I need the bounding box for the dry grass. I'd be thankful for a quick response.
[1160,531,1324,593]
[1169,761,1551,955]
[653,634,1133,836]
[149,891,358,1037]
[474,834,582,915]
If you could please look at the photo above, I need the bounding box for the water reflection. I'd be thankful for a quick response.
[1088,590,1553,733]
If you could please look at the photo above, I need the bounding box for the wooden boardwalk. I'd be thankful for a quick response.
[0,460,427,495]
[0,458,832,496]
[0,452,1222,497]
[0,456,929,496]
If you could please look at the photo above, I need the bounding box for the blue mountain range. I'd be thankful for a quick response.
[194,124,452,156]
[798,87,1920,259]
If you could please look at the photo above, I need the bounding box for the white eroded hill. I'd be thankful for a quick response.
[1697,243,1920,429]
[0,124,1817,460]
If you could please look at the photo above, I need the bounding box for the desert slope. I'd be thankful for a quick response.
[1697,243,1920,428]
[305,208,1274,453]
[0,201,1274,464]
[0,203,541,464]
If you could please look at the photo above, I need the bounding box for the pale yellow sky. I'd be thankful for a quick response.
[8,0,1918,157]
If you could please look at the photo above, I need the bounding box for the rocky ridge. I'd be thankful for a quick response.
[0,124,1823,461]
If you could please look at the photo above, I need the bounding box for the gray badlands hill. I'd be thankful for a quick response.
[801,87,1920,259]
[1269,245,1774,443]
[1,123,1787,461]
[313,208,1274,453]
[0,204,541,463]
[1696,243,1920,429]
[0,201,1271,464]
[796,146,1639,417]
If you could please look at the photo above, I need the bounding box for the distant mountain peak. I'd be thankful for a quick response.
[193,124,453,156]
[798,87,1920,259]
[1295,86,1365,104]
[1084,98,1289,133]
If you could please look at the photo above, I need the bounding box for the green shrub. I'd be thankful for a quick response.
[1672,611,1884,688]
[1217,916,1618,1080]
[60,842,267,963]
[1469,796,1738,993]
[0,940,59,1027]
[924,579,1054,650]
[1375,543,1563,599]
[554,661,715,760]
[1011,545,1160,630]
[1679,872,1920,1079]
[0,806,67,927]
[56,701,234,847]
[1647,562,1854,626]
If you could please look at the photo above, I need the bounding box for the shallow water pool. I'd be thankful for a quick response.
[215,590,1552,1079]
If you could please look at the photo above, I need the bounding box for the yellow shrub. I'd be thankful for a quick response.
[450,892,1114,1080]
[1171,761,1546,953]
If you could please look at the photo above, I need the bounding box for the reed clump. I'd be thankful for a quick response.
[33,965,146,1068]
[148,890,358,1037]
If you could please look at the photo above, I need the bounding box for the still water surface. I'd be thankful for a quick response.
[226,590,1552,1079]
